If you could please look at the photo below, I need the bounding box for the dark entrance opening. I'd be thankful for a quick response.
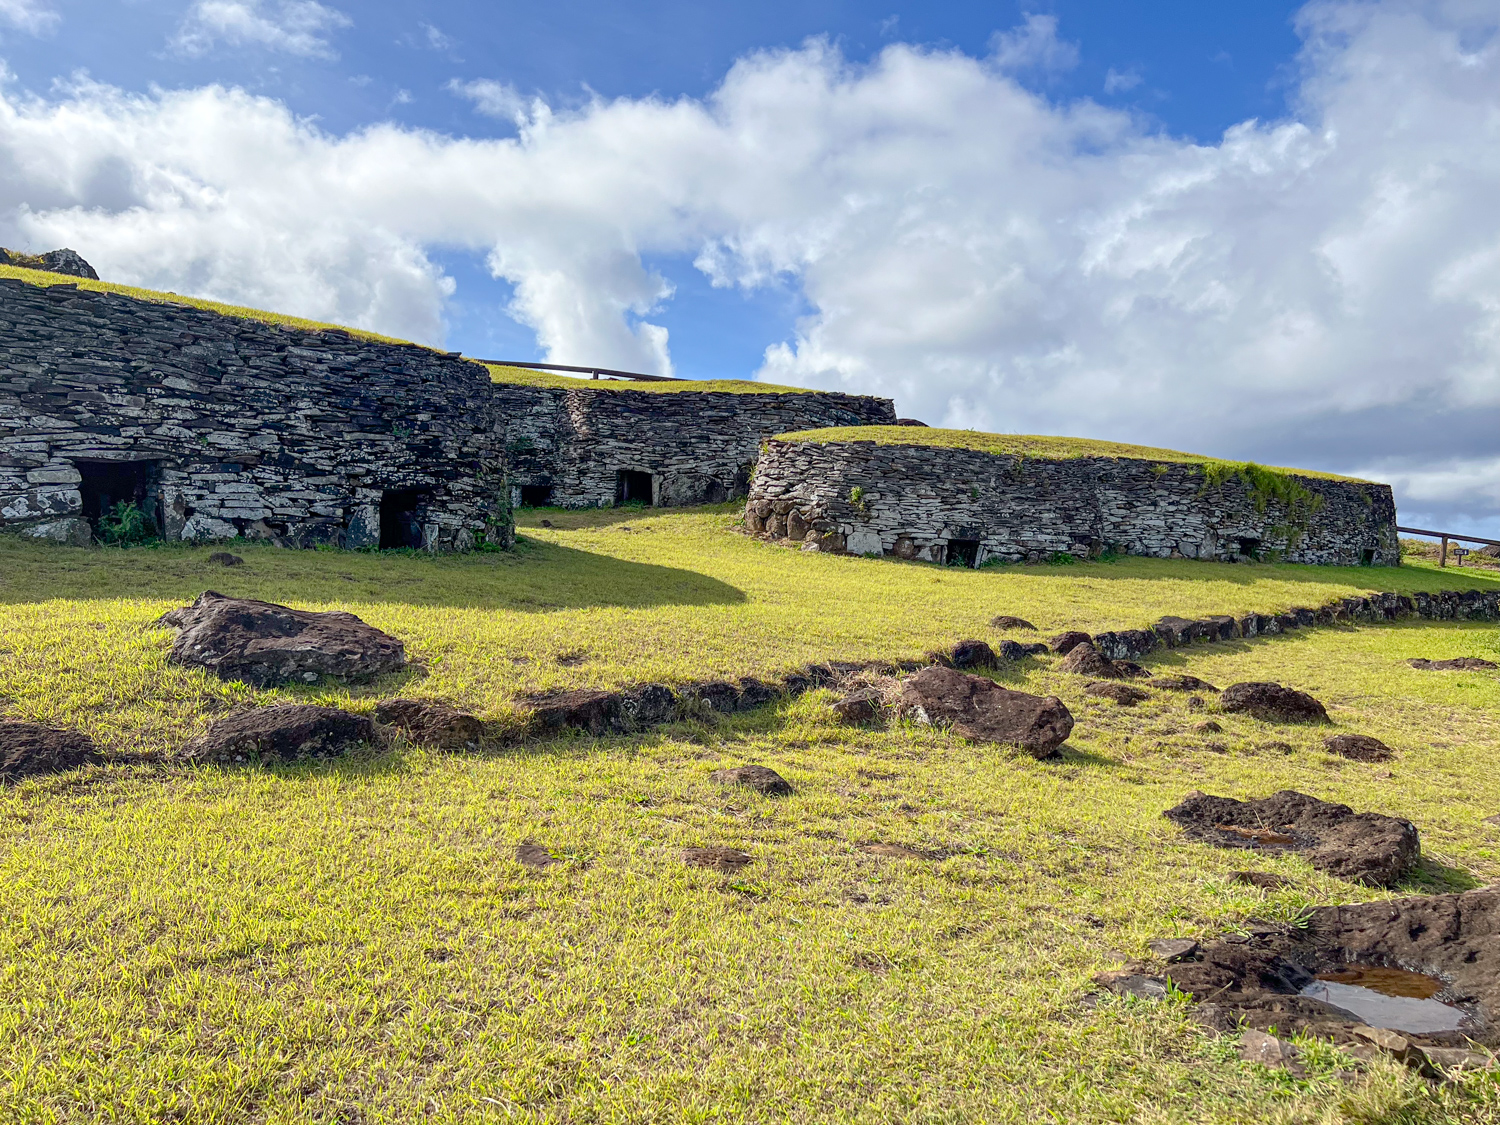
[1238,537,1262,558]
[380,488,427,549]
[946,538,980,568]
[1361,548,1376,566]
[519,484,553,507]
[76,460,159,537]
[616,470,654,506]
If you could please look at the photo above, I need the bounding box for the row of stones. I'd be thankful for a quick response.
[492,382,895,510]
[0,278,510,549]
[745,439,1400,566]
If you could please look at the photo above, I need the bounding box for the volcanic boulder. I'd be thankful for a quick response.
[1048,631,1093,655]
[1219,682,1329,724]
[1164,789,1420,886]
[156,591,406,687]
[182,704,377,763]
[899,666,1074,758]
[0,721,102,783]
[1084,682,1149,706]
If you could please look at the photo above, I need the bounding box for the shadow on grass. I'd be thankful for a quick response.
[1399,857,1486,894]
[0,538,747,611]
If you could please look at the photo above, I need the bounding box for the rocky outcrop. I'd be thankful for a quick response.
[1164,789,1420,886]
[157,591,407,687]
[1,248,99,279]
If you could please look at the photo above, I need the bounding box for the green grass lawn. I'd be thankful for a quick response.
[2,507,1499,1123]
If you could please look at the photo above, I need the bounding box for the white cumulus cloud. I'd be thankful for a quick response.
[172,0,352,59]
[0,0,58,35]
[4,1,1500,529]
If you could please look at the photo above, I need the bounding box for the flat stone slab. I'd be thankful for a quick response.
[1084,682,1149,706]
[375,699,484,750]
[0,721,101,783]
[831,688,883,724]
[683,846,752,872]
[1219,682,1329,723]
[1152,675,1220,693]
[1164,789,1419,886]
[989,616,1036,631]
[525,684,677,736]
[1407,657,1498,671]
[182,704,377,764]
[157,591,406,687]
[900,665,1074,758]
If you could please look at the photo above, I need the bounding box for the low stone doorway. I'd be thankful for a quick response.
[520,484,553,507]
[380,488,427,549]
[946,538,980,568]
[76,460,159,536]
[616,470,654,506]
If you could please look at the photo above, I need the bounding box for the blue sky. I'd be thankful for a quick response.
[12,0,1305,373]
[4,1,1500,532]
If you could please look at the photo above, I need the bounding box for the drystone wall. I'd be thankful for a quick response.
[491,382,895,509]
[0,277,511,551]
[747,438,1399,566]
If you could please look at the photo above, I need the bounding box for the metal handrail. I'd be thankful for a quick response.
[472,359,683,383]
[1397,525,1500,567]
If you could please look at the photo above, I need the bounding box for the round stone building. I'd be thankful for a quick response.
[746,428,1400,567]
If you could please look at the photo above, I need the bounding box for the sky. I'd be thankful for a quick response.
[2,0,1499,534]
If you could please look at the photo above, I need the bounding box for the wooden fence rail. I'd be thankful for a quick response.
[1397,525,1500,567]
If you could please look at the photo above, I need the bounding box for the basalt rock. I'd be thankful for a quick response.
[1048,631,1092,655]
[989,615,1037,631]
[526,683,677,736]
[1152,675,1220,693]
[1084,682,1150,706]
[709,764,792,796]
[207,552,244,567]
[1323,734,1395,762]
[832,688,883,724]
[899,666,1073,758]
[943,639,999,670]
[182,704,376,764]
[998,639,1049,660]
[1058,642,1124,679]
[156,591,407,687]
[0,721,102,782]
[375,699,484,750]
[1219,682,1329,724]
[1164,789,1420,886]
[1407,657,1498,672]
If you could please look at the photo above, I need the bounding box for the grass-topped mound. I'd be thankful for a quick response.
[773,426,1366,483]
[0,262,415,346]
[483,362,814,395]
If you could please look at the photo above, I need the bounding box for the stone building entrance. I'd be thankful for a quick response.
[946,538,981,568]
[380,488,428,549]
[76,460,160,536]
[616,470,654,506]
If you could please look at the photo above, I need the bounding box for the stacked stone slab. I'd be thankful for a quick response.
[492,382,895,509]
[747,436,1399,566]
[0,277,511,550]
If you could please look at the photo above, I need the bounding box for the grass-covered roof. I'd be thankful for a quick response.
[773,425,1366,483]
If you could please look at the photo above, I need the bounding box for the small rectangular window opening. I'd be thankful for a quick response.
[616,470,654,506]
[519,484,553,507]
[946,538,980,569]
[379,488,427,549]
[1361,548,1376,566]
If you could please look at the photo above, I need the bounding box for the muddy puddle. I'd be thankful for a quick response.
[1301,966,1466,1033]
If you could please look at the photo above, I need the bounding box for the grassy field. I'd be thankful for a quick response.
[774,427,1366,482]
[2,506,1499,1123]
